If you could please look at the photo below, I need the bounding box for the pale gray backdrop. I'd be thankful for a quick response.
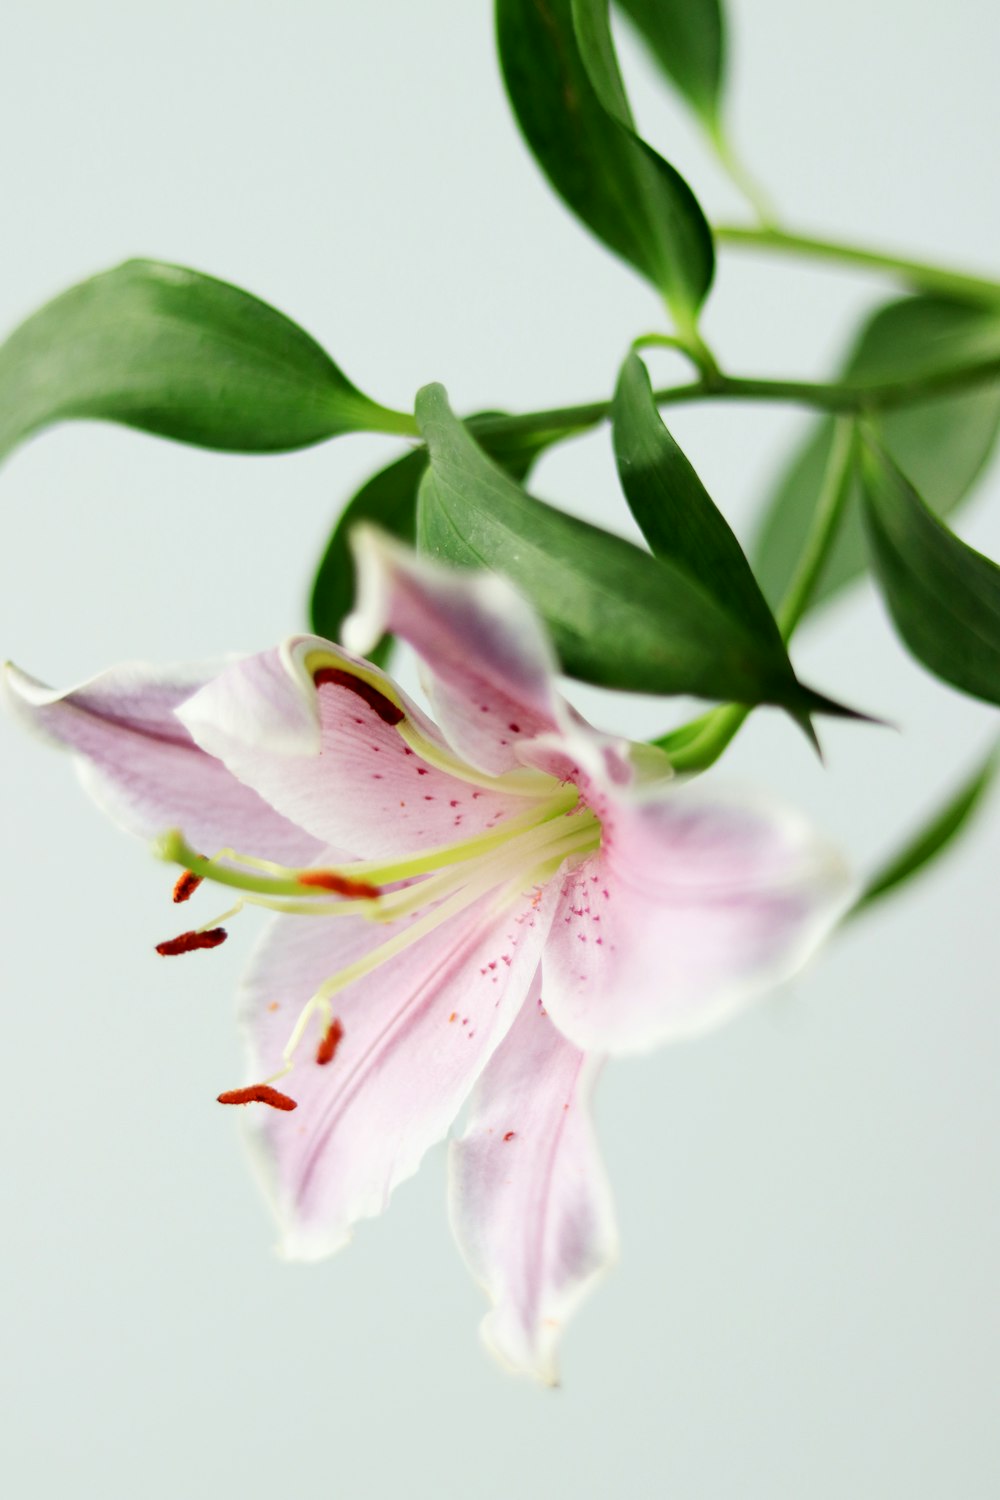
[1,2,997,1496]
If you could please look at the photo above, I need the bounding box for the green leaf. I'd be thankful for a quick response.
[496,0,714,321]
[614,0,723,128]
[613,352,784,650]
[308,418,560,661]
[613,351,818,746]
[859,435,1000,705]
[0,259,415,464]
[850,744,999,917]
[754,295,1000,612]
[415,381,854,715]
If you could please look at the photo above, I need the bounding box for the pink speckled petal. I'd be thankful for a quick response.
[2,659,319,863]
[448,979,616,1384]
[543,784,853,1054]
[177,636,537,860]
[343,527,563,775]
[237,879,558,1259]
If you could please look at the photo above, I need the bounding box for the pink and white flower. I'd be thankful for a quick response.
[3,530,851,1382]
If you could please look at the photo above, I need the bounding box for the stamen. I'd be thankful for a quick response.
[299,870,381,900]
[313,666,404,725]
[156,831,388,904]
[316,1018,344,1065]
[257,807,602,1085]
[314,816,600,1003]
[172,869,203,904]
[396,720,557,797]
[156,927,228,956]
[217,1084,298,1111]
[155,789,579,912]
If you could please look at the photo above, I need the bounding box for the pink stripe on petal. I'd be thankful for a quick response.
[448,978,616,1383]
[542,785,854,1054]
[3,660,319,863]
[237,880,559,1260]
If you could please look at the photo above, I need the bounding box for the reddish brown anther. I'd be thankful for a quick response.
[217,1084,298,1111]
[299,869,381,900]
[155,927,228,956]
[313,666,405,726]
[172,869,204,904]
[299,870,380,900]
[316,1018,344,1066]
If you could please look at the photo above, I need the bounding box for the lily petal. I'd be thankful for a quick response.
[177,636,542,860]
[448,981,616,1384]
[344,527,562,775]
[2,660,318,862]
[237,881,558,1260]
[543,784,854,1054]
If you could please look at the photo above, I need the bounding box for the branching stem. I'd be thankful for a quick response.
[714,224,1000,305]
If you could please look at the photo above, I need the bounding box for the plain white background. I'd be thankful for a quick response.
[1,2,998,1495]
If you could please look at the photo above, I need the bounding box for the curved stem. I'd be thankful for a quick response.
[681,327,721,383]
[715,224,1000,305]
[660,702,749,774]
[631,332,707,376]
[709,128,779,231]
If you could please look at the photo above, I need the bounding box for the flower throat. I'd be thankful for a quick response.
[153,659,601,1110]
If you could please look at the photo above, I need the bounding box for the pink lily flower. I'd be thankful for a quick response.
[3,530,851,1382]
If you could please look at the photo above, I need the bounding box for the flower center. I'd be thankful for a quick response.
[154,745,601,1108]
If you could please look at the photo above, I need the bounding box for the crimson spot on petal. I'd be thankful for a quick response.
[217,1084,298,1111]
[313,667,404,725]
[503,1131,516,1142]
[156,927,227,956]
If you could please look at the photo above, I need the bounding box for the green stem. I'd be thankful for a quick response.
[661,702,748,774]
[469,352,1000,446]
[714,224,1000,305]
[659,419,858,774]
[631,332,707,376]
[709,128,779,231]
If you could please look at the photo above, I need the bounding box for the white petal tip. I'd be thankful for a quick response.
[275,1223,353,1263]
[1,661,49,705]
[481,1315,562,1387]
[342,524,395,655]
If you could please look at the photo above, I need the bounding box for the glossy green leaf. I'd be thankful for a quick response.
[859,436,1000,705]
[496,0,713,320]
[415,381,854,715]
[308,417,561,661]
[850,744,999,917]
[0,259,414,464]
[613,352,785,649]
[754,295,1000,611]
[615,0,723,127]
